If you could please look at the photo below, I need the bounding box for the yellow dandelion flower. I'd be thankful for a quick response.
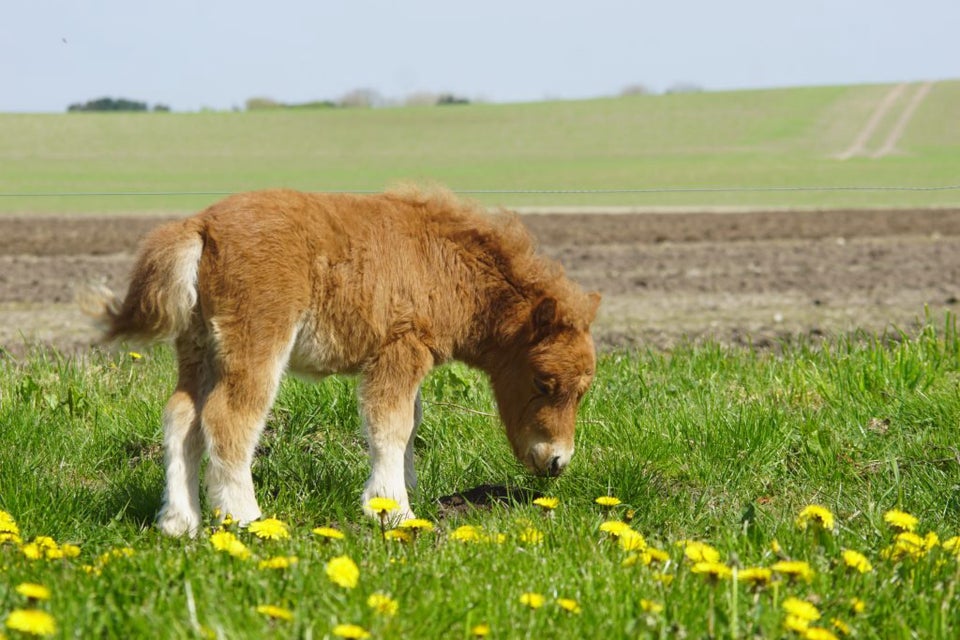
[771,538,784,556]
[258,555,298,570]
[943,536,960,556]
[60,543,81,558]
[923,531,940,551]
[108,547,135,560]
[618,530,647,552]
[599,521,632,537]
[652,572,674,586]
[831,618,852,636]
[691,561,732,581]
[557,598,582,614]
[683,541,721,564]
[647,547,670,563]
[519,527,544,544]
[737,567,773,586]
[128,351,143,360]
[15,584,51,601]
[210,530,250,560]
[0,532,22,546]
[20,543,43,561]
[366,497,400,514]
[771,560,815,582]
[367,592,399,616]
[805,627,839,640]
[784,615,810,633]
[849,598,866,615]
[0,512,20,536]
[841,549,872,573]
[595,496,622,507]
[5,609,57,637]
[796,505,835,531]
[450,525,483,543]
[471,623,491,637]
[210,529,238,550]
[520,592,545,609]
[533,496,559,510]
[35,537,56,550]
[883,509,918,532]
[383,529,413,543]
[43,547,67,560]
[640,599,664,614]
[783,596,821,622]
[332,624,371,639]
[312,526,345,540]
[255,605,293,621]
[622,553,650,567]
[248,517,290,540]
[881,532,927,561]
[325,555,360,589]
[399,518,435,532]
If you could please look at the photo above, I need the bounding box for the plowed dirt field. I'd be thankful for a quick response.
[2,208,959,358]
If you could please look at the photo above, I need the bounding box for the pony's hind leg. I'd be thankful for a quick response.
[157,340,207,537]
[404,388,423,492]
[202,328,292,526]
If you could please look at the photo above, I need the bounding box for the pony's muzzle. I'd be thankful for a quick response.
[527,442,573,477]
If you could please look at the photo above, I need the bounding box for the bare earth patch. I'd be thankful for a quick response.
[1,208,959,358]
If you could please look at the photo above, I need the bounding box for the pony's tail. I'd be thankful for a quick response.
[78,218,205,344]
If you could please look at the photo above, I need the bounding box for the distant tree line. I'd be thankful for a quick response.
[67,97,171,112]
[245,89,472,111]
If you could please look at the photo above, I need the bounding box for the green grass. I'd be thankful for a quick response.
[2,81,959,214]
[2,314,960,637]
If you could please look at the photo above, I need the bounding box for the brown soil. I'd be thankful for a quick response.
[2,208,959,359]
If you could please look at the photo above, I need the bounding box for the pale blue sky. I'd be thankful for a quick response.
[3,0,958,112]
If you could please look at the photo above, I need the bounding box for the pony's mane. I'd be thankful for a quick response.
[385,184,596,330]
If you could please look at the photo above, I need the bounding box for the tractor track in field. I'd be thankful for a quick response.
[1,208,960,358]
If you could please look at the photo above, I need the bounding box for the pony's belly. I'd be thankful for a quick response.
[287,317,363,378]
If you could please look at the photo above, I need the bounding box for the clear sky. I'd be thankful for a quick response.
[3,0,959,112]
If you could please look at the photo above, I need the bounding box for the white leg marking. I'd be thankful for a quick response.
[157,396,203,537]
[362,444,413,523]
[206,454,262,526]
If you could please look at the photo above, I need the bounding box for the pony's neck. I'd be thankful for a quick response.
[453,277,533,375]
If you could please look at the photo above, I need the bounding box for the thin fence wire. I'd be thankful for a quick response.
[2,185,960,198]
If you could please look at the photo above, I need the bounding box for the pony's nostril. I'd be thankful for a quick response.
[548,455,562,476]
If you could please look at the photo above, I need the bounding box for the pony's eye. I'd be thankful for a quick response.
[533,377,551,396]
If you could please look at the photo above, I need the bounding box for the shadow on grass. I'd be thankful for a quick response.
[436,483,544,518]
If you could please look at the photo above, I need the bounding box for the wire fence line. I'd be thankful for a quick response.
[2,185,960,198]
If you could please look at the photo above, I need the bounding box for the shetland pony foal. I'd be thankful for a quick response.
[82,188,600,536]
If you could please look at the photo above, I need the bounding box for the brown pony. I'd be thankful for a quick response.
[81,187,599,536]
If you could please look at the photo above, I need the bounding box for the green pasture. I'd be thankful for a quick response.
[2,314,960,637]
[2,81,959,214]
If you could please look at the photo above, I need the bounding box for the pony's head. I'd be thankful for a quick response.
[491,293,600,477]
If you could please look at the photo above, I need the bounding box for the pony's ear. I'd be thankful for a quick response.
[531,297,558,336]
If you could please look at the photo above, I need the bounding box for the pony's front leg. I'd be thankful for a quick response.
[359,341,431,523]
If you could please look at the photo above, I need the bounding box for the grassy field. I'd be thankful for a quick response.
[2,314,960,638]
[2,81,959,214]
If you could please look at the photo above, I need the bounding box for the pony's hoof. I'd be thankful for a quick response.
[157,509,200,538]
